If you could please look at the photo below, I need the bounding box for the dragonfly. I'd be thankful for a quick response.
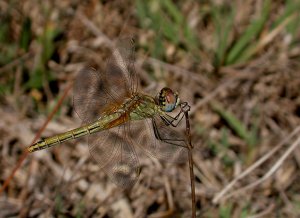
[27,38,190,188]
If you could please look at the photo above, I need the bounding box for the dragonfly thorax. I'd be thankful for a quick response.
[120,93,161,121]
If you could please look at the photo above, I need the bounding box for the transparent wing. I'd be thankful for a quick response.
[73,37,138,124]
[88,128,119,170]
[132,116,188,163]
[73,68,120,124]
[110,37,138,95]
[88,123,140,189]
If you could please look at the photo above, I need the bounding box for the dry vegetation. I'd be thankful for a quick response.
[1,0,300,217]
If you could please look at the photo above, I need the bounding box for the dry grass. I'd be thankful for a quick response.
[1,0,300,217]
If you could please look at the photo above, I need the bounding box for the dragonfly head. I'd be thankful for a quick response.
[156,87,180,112]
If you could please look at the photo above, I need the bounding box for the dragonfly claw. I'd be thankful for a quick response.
[180,102,190,113]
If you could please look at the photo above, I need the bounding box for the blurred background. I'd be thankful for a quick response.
[1,0,300,217]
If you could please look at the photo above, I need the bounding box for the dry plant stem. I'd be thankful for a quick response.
[252,13,296,56]
[0,52,31,75]
[193,67,263,115]
[164,176,174,211]
[213,125,300,204]
[184,109,196,218]
[0,148,28,195]
[145,58,204,85]
[0,82,73,195]
[77,11,113,48]
[147,177,174,218]
[191,78,235,114]
[247,203,275,218]
[222,134,300,201]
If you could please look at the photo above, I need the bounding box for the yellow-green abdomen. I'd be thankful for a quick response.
[27,112,121,153]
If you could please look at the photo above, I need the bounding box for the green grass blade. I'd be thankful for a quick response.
[282,0,300,41]
[135,0,149,29]
[0,21,9,43]
[161,0,183,25]
[135,1,197,55]
[161,1,198,51]
[272,0,300,30]
[213,5,235,67]
[19,17,32,51]
[219,203,233,218]
[225,0,271,65]
[211,101,252,145]
[221,127,230,148]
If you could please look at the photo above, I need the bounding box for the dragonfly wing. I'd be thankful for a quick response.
[73,68,120,124]
[89,124,140,189]
[105,135,140,188]
[110,37,138,95]
[88,128,119,170]
[133,117,188,163]
[73,38,138,123]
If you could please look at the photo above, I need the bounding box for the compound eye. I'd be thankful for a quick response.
[157,87,179,112]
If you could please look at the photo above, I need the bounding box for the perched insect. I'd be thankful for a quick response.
[28,38,190,188]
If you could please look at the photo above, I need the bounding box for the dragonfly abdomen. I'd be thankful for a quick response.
[27,113,121,153]
[27,126,93,153]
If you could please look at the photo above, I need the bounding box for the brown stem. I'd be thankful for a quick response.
[0,82,72,195]
[184,109,196,218]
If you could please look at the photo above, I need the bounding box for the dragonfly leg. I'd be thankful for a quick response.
[161,113,185,127]
[161,102,191,127]
[152,119,188,149]
[160,110,184,127]
[179,102,191,113]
